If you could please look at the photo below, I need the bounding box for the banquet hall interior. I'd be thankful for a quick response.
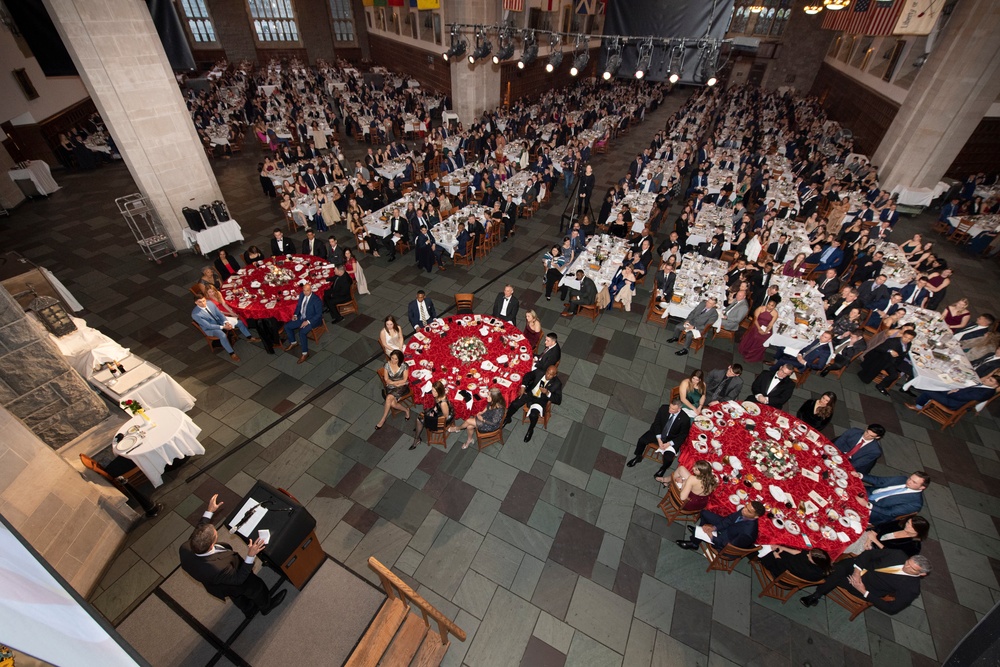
[1,0,1000,665]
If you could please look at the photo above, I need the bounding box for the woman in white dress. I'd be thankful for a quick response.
[378,315,405,357]
[311,121,328,152]
[744,231,763,263]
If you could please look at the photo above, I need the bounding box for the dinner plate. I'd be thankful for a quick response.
[785,521,801,535]
[821,525,838,540]
[114,434,140,453]
[510,373,521,381]
[772,517,786,529]
[693,441,709,453]
[823,444,838,456]
[741,402,761,416]
[831,454,843,464]
[835,487,847,499]
[843,509,861,522]
[769,485,786,503]
[836,478,848,488]
[765,427,782,441]
[520,353,531,361]
[806,519,820,532]
[729,494,742,506]
[839,516,851,528]
[728,456,742,470]
[694,418,714,431]
[711,461,724,471]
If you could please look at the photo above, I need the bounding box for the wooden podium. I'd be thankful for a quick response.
[225,481,325,590]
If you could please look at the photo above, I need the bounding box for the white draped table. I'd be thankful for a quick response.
[8,160,60,196]
[182,219,245,256]
[113,407,204,487]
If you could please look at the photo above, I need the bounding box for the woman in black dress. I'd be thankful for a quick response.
[411,381,453,450]
[759,546,832,582]
[796,392,837,431]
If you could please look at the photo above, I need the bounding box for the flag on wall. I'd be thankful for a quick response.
[387,0,404,6]
[362,0,374,6]
[543,0,557,11]
[503,0,525,11]
[575,0,606,14]
[416,0,439,8]
[409,0,418,6]
[372,0,387,6]
[892,0,943,34]
[821,0,905,35]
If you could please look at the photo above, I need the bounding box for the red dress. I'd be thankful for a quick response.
[943,307,968,331]
[523,324,542,353]
[738,310,774,363]
[682,492,710,511]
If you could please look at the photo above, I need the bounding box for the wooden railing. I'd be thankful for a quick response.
[366,557,466,646]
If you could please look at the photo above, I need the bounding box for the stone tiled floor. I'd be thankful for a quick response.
[5,90,1000,666]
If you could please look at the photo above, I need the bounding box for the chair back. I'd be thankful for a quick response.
[657,480,702,526]
[376,366,389,387]
[750,559,824,603]
[646,292,668,328]
[476,426,505,451]
[80,454,113,483]
[455,293,475,313]
[826,586,873,621]
[701,543,759,574]
[427,415,450,449]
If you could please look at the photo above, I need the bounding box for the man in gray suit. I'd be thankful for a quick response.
[561,270,598,318]
[705,364,744,404]
[719,291,749,332]
[668,297,719,355]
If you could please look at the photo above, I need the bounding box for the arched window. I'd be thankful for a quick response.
[329,0,355,42]
[248,0,300,42]
[729,5,751,34]
[178,0,217,43]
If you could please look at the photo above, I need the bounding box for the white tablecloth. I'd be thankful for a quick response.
[890,182,949,207]
[8,160,60,195]
[442,111,460,124]
[91,354,196,414]
[182,219,245,256]
[114,407,204,487]
[41,315,130,379]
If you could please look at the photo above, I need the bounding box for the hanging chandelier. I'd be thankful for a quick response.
[749,5,765,12]
[823,0,850,10]
[803,5,823,14]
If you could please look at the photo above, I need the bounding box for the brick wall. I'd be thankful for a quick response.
[297,0,336,64]
[500,47,600,105]
[368,34,452,96]
[207,0,256,63]
[810,62,899,156]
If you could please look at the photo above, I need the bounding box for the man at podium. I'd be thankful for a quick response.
[179,494,287,618]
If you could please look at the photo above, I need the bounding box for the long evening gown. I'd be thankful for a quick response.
[738,310,774,363]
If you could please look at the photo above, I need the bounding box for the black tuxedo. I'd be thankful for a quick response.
[766,241,789,262]
[492,294,520,323]
[179,518,270,616]
[535,343,561,371]
[749,369,795,409]
[505,369,563,433]
[633,407,692,472]
[811,549,923,615]
[301,237,328,259]
[270,237,296,257]
[655,270,676,302]
[858,336,911,385]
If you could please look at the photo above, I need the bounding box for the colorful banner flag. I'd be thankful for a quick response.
[409,0,418,6]
[503,0,525,11]
[362,0,374,6]
[543,0,557,11]
[893,0,943,34]
[372,0,387,6]
[821,0,905,35]
[387,0,404,6]
[416,0,440,8]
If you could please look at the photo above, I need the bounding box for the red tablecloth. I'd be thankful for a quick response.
[405,315,535,420]
[222,255,333,322]
[678,402,869,558]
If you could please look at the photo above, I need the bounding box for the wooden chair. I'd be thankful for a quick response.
[646,292,669,328]
[793,369,811,387]
[80,453,148,491]
[376,367,413,408]
[929,218,952,235]
[336,285,360,317]
[307,319,329,343]
[521,402,552,430]
[192,320,236,355]
[800,262,819,280]
[578,303,601,321]
[455,293,475,313]
[475,426,505,451]
[713,325,736,342]
[720,249,739,264]
[475,236,489,259]
[823,350,864,380]
[189,283,207,298]
[750,560,824,603]
[700,543,760,574]
[677,322,714,353]
[452,249,473,267]
[917,398,979,430]
[426,415,450,449]
[657,479,702,526]
[825,586,874,621]
[947,218,974,245]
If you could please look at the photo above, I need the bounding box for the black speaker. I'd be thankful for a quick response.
[183,206,205,231]
[212,200,230,222]
[199,204,218,227]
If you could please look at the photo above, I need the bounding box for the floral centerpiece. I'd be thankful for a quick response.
[747,436,800,480]
[121,399,154,425]
[264,263,296,286]
[450,337,487,364]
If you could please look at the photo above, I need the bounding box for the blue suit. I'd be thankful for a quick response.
[771,338,832,372]
[834,429,883,476]
[899,283,929,307]
[193,301,251,354]
[863,475,924,525]
[407,297,438,330]
[915,383,997,410]
[815,246,844,272]
[698,509,758,550]
[283,292,323,354]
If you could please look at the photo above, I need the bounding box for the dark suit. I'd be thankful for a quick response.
[284,292,324,353]
[914,383,997,410]
[492,294,520,323]
[301,237,328,259]
[705,369,744,403]
[825,338,867,372]
[632,408,691,472]
[858,337,911,385]
[697,509,759,550]
[767,241,789,262]
[270,236,296,257]
[771,338,832,372]
[407,297,438,329]
[972,354,1000,378]
[815,276,841,298]
[535,343,562,372]
[505,369,563,432]
[863,475,924,524]
[899,283,929,308]
[834,428,883,475]
[654,270,676,302]
[179,517,270,616]
[811,549,923,615]
[324,273,354,321]
[749,369,795,410]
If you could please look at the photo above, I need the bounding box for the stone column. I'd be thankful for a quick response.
[0,287,109,448]
[42,0,225,250]
[444,0,502,124]
[872,0,1000,191]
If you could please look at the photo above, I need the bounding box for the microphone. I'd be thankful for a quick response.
[233,502,263,532]
[261,499,295,513]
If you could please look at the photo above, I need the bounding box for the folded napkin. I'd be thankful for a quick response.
[421,381,433,394]
[497,355,509,364]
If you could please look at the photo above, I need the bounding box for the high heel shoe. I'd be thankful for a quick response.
[405,410,411,420]
[375,423,383,431]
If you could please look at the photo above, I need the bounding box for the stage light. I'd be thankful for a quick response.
[545,34,562,73]
[493,28,515,64]
[707,76,718,86]
[442,26,466,62]
[602,38,621,80]
[468,27,492,64]
[669,72,680,83]
[518,39,538,69]
[634,40,653,79]
[570,51,589,77]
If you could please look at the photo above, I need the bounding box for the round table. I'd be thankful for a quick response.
[222,254,334,322]
[113,407,204,488]
[678,401,869,558]
[405,315,535,420]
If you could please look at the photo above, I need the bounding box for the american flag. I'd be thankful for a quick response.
[544,0,557,11]
[575,0,606,14]
[503,0,524,10]
[821,0,905,35]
